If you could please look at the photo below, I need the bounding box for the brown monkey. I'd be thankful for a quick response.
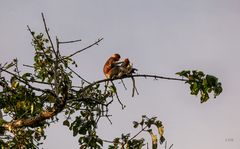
[117,58,139,97]
[117,58,131,78]
[103,53,121,78]
[107,58,132,79]
[118,58,138,78]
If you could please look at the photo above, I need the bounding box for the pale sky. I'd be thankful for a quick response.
[1,0,240,149]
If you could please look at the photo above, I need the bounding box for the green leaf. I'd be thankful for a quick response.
[176,70,190,77]
[206,75,218,86]
[63,120,70,127]
[97,138,103,146]
[30,104,34,114]
[190,82,199,95]
[109,85,117,93]
[73,126,78,137]
[22,73,32,80]
[159,136,165,144]
[133,121,139,128]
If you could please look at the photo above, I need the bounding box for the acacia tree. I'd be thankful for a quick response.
[0,14,222,149]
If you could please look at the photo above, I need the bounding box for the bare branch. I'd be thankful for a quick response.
[79,74,188,94]
[129,125,148,141]
[54,37,60,95]
[110,81,125,109]
[41,13,57,57]
[23,64,34,68]
[58,39,82,44]
[62,38,104,60]
[131,77,139,97]
[66,65,91,84]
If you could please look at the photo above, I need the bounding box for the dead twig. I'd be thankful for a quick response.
[62,38,103,60]
[58,39,82,44]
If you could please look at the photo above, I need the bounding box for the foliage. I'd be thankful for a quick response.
[0,14,223,148]
[176,70,223,103]
[108,116,165,149]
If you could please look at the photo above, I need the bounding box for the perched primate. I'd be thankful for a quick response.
[106,58,132,79]
[117,58,138,78]
[103,53,121,79]
[103,54,139,97]
[117,58,139,97]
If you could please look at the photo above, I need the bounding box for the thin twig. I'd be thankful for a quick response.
[54,37,60,95]
[102,139,114,144]
[131,76,139,97]
[62,38,104,60]
[23,64,34,68]
[120,79,127,90]
[129,125,148,141]
[41,13,57,57]
[169,144,173,149]
[106,115,113,125]
[67,66,91,84]
[69,97,107,106]
[58,39,82,44]
[110,81,125,109]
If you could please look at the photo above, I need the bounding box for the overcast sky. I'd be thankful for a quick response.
[1,0,240,149]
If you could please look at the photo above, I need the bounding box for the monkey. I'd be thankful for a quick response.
[102,53,125,110]
[103,54,139,97]
[103,53,121,79]
[117,58,135,77]
[117,58,130,78]
[116,58,139,97]
[116,58,138,78]
[106,58,131,79]
[103,54,122,100]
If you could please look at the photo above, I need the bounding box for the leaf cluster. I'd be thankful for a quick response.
[176,70,223,103]
[109,116,165,149]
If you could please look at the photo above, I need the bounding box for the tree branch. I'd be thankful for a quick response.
[129,125,148,141]
[41,13,57,57]
[79,74,188,94]
[110,81,125,109]
[1,82,69,131]
[58,39,82,44]
[2,98,65,131]
[66,65,91,84]
[62,38,104,60]
[0,67,56,96]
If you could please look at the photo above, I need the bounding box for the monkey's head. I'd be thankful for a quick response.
[111,53,121,61]
[124,58,130,65]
